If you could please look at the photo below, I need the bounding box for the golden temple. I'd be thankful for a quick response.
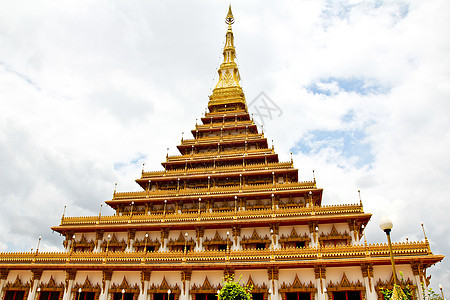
[0,6,443,300]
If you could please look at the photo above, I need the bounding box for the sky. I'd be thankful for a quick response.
[0,0,449,291]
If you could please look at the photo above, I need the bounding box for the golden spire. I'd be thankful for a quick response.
[208,5,246,110]
[225,4,234,25]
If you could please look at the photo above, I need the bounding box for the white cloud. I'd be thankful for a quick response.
[0,0,449,290]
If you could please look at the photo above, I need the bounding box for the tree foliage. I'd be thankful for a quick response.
[218,275,253,300]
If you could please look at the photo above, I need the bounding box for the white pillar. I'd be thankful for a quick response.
[63,280,74,300]
[412,275,424,300]
[160,238,168,252]
[127,239,135,252]
[180,280,191,300]
[315,279,326,300]
[270,280,279,300]
[362,277,377,300]
[99,280,110,300]
[0,279,6,300]
[28,279,40,300]
[195,238,203,251]
[139,281,149,300]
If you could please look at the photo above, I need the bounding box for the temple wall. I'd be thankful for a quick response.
[135,231,159,241]
[74,271,102,285]
[373,265,393,282]
[279,225,309,236]
[279,268,315,285]
[235,270,267,285]
[41,271,65,285]
[204,228,229,239]
[151,271,180,286]
[318,223,349,234]
[326,267,361,283]
[111,271,140,287]
[241,227,269,238]
[6,270,32,283]
[190,271,223,287]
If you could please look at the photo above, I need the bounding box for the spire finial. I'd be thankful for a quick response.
[225,4,234,25]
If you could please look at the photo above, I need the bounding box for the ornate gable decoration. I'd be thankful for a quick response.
[319,225,351,240]
[148,277,180,294]
[5,276,31,290]
[241,230,270,244]
[100,235,127,250]
[39,276,64,290]
[72,276,101,292]
[110,277,140,293]
[375,275,416,296]
[247,276,268,293]
[204,231,227,245]
[73,236,96,252]
[133,236,161,248]
[279,228,311,243]
[167,232,196,247]
[190,277,221,294]
[327,273,364,291]
[279,274,316,293]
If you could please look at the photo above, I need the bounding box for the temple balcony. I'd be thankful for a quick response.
[141,161,294,179]
[165,148,275,163]
[111,181,317,202]
[55,203,366,229]
[192,119,255,132]
[179,133,265,146]
[201,110,249,123]
[0,241,441,267]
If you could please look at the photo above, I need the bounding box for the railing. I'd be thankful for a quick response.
[195,120,254,130]
[166,148,273,162]
[142,161,294,178]
[181,133,264,146]
[203,110,248,118]
[59,203,361,227]
[112,181,316,200]
[0,241,435,266]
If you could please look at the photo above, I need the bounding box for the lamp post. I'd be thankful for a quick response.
[144,233,149,253]
[106,234,111,252]
[36,236,42,254]
[184,232,188,254]
[379,215,398,285]
[121,289,125,300]
[78,288,82,300]
[37,287,41,300]
[164,200,167,216]
[167,289,171,300]
[439,284,445,300]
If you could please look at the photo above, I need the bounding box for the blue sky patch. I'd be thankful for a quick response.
[291,129,374,168]
[306,77,390,96]
[114,154,147,170]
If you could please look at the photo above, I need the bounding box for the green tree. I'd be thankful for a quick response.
[218,275,253,300]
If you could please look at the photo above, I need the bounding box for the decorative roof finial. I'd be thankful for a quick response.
[225,4,234,25]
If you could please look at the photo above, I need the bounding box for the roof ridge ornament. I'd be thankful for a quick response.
[225,4,234,25]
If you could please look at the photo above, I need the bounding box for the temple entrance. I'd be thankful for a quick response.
[4,291,25,300]
[332,291,361,300]
[38,291,60,300]
[112,292,135,300]
[252,293,264,300]
[75,292,96,300]
[152,293,175,300]
[285,292,311,300]
[194,294,217,300]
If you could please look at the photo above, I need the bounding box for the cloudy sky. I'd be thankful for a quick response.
[1,0,449,291]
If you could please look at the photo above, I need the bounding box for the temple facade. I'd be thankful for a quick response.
[0,6,443,300]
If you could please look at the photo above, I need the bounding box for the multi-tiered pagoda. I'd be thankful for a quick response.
[0,6,443,300]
